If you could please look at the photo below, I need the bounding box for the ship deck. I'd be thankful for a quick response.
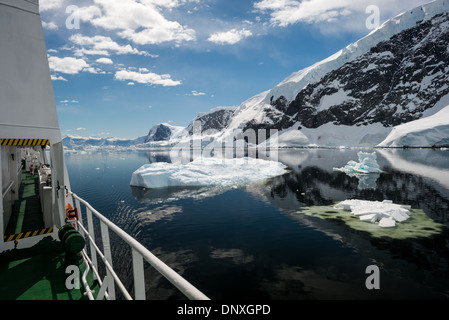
[0,169,97,300]
[0,238,94,300]
[5,169,44,238]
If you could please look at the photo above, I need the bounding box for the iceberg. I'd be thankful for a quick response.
[334,199,411,228]
[334,151,382,174]
[333,152,382,189]
[130,157,288,189]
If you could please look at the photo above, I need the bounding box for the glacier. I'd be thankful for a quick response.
[377,102,449,147]
[129,157,288,189]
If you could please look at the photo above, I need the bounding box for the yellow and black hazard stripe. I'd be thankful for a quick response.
[3,227,53,242]
[0,138,50,146]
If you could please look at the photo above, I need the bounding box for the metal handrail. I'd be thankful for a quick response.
[76,221,132,300]
[70,192,210,300]
[2,180,14,198]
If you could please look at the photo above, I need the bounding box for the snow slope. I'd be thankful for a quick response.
[263,0,449,104]
[220,0,449,148]
[377,103,449,147]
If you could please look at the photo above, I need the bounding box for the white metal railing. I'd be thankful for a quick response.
[2,180,14,198]
[70,192,210,301]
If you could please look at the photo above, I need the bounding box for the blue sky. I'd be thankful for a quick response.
[40,0,431,139]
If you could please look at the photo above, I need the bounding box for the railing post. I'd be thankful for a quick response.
[74,198,83,236]
[86,207,98,280]
[132,248,146,300]
[100,220,116,300]
[70,192,209,300]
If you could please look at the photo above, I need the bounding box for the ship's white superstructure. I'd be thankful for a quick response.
[0,0,69,252]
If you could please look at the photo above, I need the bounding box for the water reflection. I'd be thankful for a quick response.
[70,148,449,299]
[263,149,449,224]
[131,184,234,205]
[127,148,449,299]
[239,148,449,298]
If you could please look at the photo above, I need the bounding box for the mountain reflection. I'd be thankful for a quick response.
[242,149,449,287]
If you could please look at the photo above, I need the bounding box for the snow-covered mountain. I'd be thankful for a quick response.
[144,107,236,142]
[185,106,236,135]
[62,134,146,150]
[62,107,237,151]
[64,0,449,151]
[215,0,449,148]
[144,123,185,142]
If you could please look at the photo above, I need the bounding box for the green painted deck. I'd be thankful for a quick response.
[0,237,96,300]
[1,169,99,300]
[5,170,44,237]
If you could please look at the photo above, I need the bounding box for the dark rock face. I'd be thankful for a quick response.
[244,12,449,132]
[187,108,236,135]
[145,124,174,142]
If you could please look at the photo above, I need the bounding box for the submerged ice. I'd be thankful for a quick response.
[130,157,288,189]
[334,199,411,228]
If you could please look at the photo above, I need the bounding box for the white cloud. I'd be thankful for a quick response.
[69,34,154,57]
[208,28,253,45]
[76,127,87,131]
[60,100,79,103]
[76,5,102,21]
[96,57,114,64]
[73,48,110,57]
[114,69,181,87]
[118,25,195,45]
[39,0,65,11]
[42,21,58,30]
[49,56,103,75]
[51,74,67,81]
[186,90,206,96]
[84,67,106,74]
[253,0,430,32]
[48,56,89,74]
[78,0,196,45]
[254,0,364,26]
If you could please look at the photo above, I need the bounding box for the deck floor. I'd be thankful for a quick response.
[5,170,44,236]
[1,170,98,300]
[0,237,93,300]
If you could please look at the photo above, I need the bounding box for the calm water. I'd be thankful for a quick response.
[65,148,449,300]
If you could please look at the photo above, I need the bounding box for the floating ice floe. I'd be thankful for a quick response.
[130,157,288,189]
[333,152,382,189]
[334,199,411,228]
[333,151,382,174]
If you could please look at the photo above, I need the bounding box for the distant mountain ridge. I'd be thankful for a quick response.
[63,106,237,150]
[63,134,146,149]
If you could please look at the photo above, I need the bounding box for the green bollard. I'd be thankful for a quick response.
[58,224,85,265]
